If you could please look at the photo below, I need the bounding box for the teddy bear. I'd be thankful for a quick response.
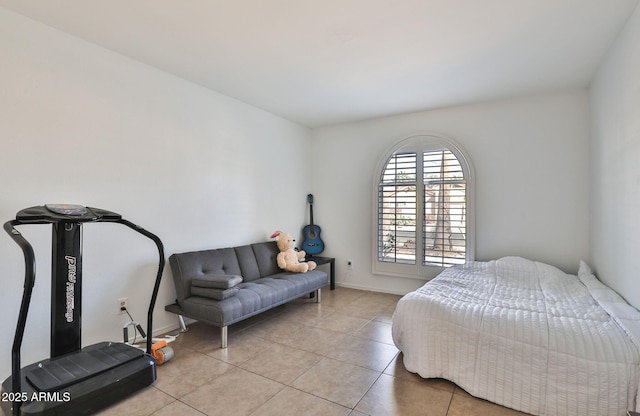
[271,231,316,273]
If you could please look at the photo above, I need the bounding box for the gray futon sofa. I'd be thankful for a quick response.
[165,241,327,347]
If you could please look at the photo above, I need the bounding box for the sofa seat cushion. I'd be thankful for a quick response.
[266,271,328,295]
[180,270,327,327]
[192,274,242,289]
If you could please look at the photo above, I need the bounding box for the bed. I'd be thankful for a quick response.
[391,257,640,416]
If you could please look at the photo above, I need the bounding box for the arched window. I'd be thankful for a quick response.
[372,134,475,280]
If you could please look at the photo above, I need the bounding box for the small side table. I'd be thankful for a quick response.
[308,256,335,290]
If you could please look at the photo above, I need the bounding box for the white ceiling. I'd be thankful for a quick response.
[1,0,638,128]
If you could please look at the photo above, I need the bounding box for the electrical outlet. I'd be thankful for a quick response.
[118,297,128,314]
[347,260,353,270]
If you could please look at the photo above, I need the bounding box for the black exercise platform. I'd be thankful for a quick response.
[1,205,164,416]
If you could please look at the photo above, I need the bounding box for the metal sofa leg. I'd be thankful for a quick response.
[178,315,189,332]
[221,326,228,349]
[316,288,321,303]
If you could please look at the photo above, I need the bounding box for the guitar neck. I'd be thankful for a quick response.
[309,203,314,226]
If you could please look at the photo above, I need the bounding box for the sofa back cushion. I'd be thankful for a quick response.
[169,247,242,304]
[251,241,280,278]
[233,241,280,281]
[234,245,261,281]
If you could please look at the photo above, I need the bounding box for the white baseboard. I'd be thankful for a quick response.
[333,282,407,296]
[153,321,183,337]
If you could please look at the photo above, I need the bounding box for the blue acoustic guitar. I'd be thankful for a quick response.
[301,194,324,255]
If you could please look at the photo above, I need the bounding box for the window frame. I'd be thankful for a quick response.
[371,133,475,280]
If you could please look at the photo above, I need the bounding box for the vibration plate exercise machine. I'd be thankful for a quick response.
[0,204,165,416]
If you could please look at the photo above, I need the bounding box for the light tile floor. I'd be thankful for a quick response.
[97,287,529,416]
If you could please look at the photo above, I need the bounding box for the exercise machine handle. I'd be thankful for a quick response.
[115,219,165,355]
[3,220,36,416]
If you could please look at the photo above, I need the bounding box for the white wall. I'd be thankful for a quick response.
[0,8,312,378]
[312,90,590,294]
[589,4,640,308]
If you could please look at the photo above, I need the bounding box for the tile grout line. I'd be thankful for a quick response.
[349,350,402,415]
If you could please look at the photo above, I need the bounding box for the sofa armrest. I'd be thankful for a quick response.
[192,274,242,289]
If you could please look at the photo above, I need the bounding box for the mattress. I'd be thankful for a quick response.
[391,257,640,416]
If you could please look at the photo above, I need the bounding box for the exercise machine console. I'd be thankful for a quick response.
[1,205,165,416]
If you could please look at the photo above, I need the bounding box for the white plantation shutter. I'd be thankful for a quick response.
[374,135,474,278]
[378,152,417,264]
[423,150,466,267]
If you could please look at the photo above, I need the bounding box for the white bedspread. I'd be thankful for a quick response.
[392,257,640,416]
